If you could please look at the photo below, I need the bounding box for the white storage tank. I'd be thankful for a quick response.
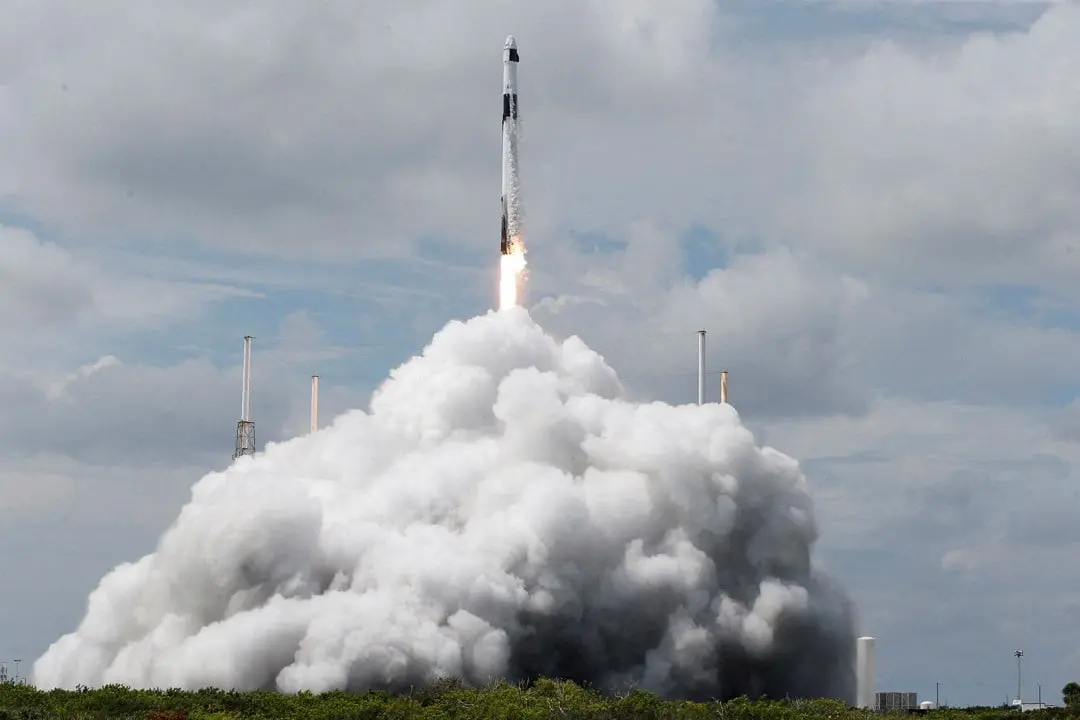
[856,636,876,709]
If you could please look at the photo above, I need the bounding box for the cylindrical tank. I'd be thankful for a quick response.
[856,636,876,709]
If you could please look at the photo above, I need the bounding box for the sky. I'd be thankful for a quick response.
[1,0,1078,707]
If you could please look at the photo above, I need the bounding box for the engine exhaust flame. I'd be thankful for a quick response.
[499,238,527,310]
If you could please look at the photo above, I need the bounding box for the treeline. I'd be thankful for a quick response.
[0,678,1076,720]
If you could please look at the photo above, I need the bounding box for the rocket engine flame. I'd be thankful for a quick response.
[499,239,527,310]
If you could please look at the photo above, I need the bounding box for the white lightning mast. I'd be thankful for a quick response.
[233,335,255,459]
[697,330,706,405]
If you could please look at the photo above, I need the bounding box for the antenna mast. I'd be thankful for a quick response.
[697,330,706,405]
[234,335,256,459]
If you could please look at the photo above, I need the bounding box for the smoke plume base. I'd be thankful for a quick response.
[34,307,855,702]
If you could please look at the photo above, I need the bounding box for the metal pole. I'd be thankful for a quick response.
[697,330,706,406]
[936,682,939,708]
[242,335,253,422]
[1014,650,1023,704]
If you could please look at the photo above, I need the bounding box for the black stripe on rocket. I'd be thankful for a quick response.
[501,92,513,252]
[501,198,510,254]
[502,93,518,121]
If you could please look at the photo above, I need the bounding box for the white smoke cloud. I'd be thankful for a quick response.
[33,308,855,700]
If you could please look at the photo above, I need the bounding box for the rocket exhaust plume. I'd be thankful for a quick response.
[310,375,319,433]
[499,35,526,311]
[34,308,856,702]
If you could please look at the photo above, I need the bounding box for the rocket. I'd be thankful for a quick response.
[500,35,520,256]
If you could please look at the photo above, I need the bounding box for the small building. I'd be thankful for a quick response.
[877,692,918,711]
[1015,701,1051,712]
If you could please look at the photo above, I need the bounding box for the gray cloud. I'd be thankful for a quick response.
[532,240,871,418]
[2,0,1077,289]
[0,225,258,374]
[531,233,1080,416]
[0,308,370,471]
[765,399,1080,555]
[0,357,278,466]
[1052,399,1080,442]
[781,3,1080,288]
[849,286,1080,406]
[761,399,1080,696]
[0,226,94,331]
[0,1,736,261]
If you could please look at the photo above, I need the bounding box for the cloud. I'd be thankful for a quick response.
[532,239,871,418]
[761,398,1080,690]
[530,229,1080,420]
[0,225,94,331]
[0,308,364,474]
[0,459,77,522]
[781,3,1080,289]
[1052,399,1080,442]
[939,548,980,576]
[2,0,1076,287]
[0,225,257,368]
[0,0,732,261]
[846,283,1080,406]
[765,398,1080,559]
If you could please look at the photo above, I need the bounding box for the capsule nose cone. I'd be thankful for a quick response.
[504,35,517,50]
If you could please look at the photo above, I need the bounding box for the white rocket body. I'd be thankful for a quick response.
[500,35,520,255]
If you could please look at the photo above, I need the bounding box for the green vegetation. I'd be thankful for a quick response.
[1064,683,1079,712]
[0,678,1076,720]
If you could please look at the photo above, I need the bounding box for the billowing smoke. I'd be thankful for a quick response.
[34,308,855,701]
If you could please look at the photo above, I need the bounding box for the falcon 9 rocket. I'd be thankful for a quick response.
[500,35,521,256]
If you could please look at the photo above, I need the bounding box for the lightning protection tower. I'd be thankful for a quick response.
[234,335,256,459]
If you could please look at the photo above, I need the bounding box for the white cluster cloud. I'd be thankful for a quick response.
[782,3,1080,287]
